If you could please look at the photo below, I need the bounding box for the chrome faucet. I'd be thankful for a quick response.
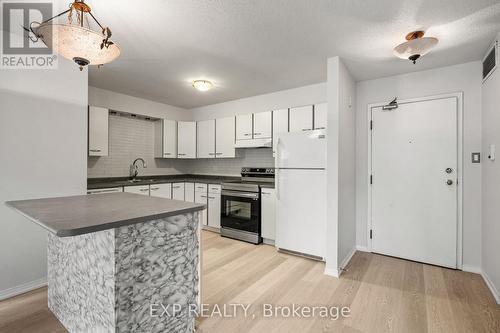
[130,158,147,179]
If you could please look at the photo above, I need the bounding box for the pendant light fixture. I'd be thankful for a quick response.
[26,0,120,71]
[394,31,438,64]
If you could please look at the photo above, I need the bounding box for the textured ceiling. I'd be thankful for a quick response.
[87,0,500,108]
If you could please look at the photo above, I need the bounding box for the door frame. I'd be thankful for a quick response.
[366,92,464,269]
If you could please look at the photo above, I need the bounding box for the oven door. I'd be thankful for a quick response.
[221,190,260,234]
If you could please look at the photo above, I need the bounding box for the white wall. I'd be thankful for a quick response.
[337,60,357,270]
[189,83,326,120]
[0,59,88,299]
[355,61,483,270]
[481,35,500,303]
[88,86,191,121]
[325,57,356,276]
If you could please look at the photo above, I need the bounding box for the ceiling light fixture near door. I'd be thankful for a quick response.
[26,0,120,71]
[394,31,438,64]
[192,80,213,92]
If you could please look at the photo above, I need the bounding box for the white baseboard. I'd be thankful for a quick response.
[481,270,500,305]
[0,277,47,301]
[338,247,356,276]
[356,245,369,252]
[324,267,340,278]
[462,265,482,274]
[324,247,357,278]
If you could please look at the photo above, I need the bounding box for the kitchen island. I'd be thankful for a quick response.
[6,193,205,333]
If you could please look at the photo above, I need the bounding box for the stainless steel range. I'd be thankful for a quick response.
[221,167,275,244]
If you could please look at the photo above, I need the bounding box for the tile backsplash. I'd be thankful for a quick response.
[87,114,274,178]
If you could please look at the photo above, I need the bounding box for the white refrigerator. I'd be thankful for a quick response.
[275,129,326,260]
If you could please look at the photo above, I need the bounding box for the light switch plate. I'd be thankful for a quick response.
[472,152,481,163]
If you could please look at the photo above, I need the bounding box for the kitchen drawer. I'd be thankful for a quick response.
[124,185,150,196]
[195,183,208,192]
[150,183,172,199]
[208,184,221,194]
[87,187,123,194]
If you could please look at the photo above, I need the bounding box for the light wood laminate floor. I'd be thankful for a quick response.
[1,230,499,333]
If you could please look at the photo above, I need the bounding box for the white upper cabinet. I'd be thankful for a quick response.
[253,111,272,139]
[215,117,236,158]
[88,106,109,156]
[236,114,253,140]
[154,119,177,158]
[289,105,313,132]
[272,108,288,154]
[177,121,197,158]
[314,103,327,130]
[197,120,216,158]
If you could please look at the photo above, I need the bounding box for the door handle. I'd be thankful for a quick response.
[446,179,454,186]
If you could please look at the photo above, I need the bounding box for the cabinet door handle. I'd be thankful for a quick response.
[89,149,101,152]
[208,196,215,199]
[208,153,216,156]
[254,133,262,135]
[244,133,251,136]
[315,127,326,130]
[164,153,171,155]
[302,128,312,131]
[140,189,149,192]
[178,153,186,156]
[200,195,207,198]
[150,188,159,191]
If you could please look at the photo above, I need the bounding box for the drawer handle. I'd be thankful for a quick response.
[244,133,251,136]
[150,188,159,191]
[178,153,186,156]
[315,127,326,130]
[89,149,101,152]
[254,133,262,135]
[140,189,149,192]
[302,129,312,131]
[164,153,171,155]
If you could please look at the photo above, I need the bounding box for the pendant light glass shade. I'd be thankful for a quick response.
[394,31,438,64]
[28,1,120,70]
[35,23,121,67]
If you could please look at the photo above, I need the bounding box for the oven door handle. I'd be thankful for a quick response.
[222,190,259,199]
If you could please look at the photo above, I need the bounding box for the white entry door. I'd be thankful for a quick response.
[371,96,459,268]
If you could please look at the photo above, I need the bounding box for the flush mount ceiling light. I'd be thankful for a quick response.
[26,0,120,71]
[192,80,213,92]
[394,31,438,64]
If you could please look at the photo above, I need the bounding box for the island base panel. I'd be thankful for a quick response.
[48,212,200,333]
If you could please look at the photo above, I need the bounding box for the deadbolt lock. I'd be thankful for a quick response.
[445,168,453,174]
[446,179,454,186]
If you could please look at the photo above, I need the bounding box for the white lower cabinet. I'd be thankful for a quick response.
[207,185,221,229]
[185,182,195,202]
[195,183,208,226]
[261,187,276,242]
[172,182,185,200]
[124,185,150,196]
[150,183,172,199]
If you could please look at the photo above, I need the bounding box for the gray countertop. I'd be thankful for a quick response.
[87,174,241,190]
[5,193,206,237]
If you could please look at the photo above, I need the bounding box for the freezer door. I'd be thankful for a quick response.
[275,130,326,169]
[275,169,326,259]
